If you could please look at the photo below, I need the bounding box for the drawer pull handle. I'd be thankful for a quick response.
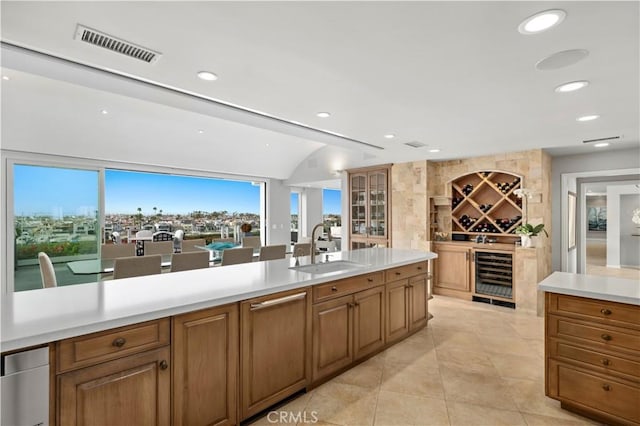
[602,384,611,391]
[250,292,307,310]
[417,266,423,270]
[159,360,168,370]
[601,334,612,341]
[331,286,338,292]
[600,308,612,316]
[112,337,126,348]
[367,278,374,282]
[395,272,401,276]
[601,359,611,366]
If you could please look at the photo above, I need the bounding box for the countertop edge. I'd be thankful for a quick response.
[538,271,640,306]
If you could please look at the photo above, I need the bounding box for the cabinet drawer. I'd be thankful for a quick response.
[57,319,170,373]
[385,262,428,282]
[549,294,639,329]
[548,315,640,355]
[550,360,640,424]
[313,272,384,303]
[549,338,640,379]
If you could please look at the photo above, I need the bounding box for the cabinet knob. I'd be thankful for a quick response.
[601,358,611,366]
[601,334,612,341]
[331,286,338,292]
[395,272,401,276]
[417,266,423,270]
[159,360,168,370]
[600,308,612,316]
[367,278,374,282]
[602,384,611,391]
[112,337,126,348]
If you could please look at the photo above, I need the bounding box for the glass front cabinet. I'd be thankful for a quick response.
[348,165,391,249]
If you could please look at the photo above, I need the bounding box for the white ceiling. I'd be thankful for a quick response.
[1,1,639,184]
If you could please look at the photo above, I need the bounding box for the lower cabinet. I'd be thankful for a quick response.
[433,244,471,299]
[312,285,385,382]
[57,347,171,426]
[386,274,429,344]
[172,304,238,426]
[240,288,311,420]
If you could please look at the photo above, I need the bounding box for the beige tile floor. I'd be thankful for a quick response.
[250,296,601,426]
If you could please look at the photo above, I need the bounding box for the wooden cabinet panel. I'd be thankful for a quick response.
[385,262,427,282]
[312,295,353,382]
[241,288,311,420]
[172,304,238,426]
[548,360,640,425]
[313,272,384,303]
[353,286,385,361]
[433,245,470,296]
[57,319,170,373]
[58,346,170,426]
[386,279,410,343]
[409,274,428,330]
[549,338,640,379]
[549,294,639,329]
[348,165,391,247]
[548,314,640,355]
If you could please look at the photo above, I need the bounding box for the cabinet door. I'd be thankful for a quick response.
[434,245,470,292]
[368,169,388,240]
[241,289,311,420]
[409,274,428,330]
[58,347,170,426]
[386,279,410,343]
[173,304,238,426]
[312,294,353,382]
[350,173,368,238]
[353,286,385,360]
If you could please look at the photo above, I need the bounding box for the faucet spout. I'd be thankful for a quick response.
[310,223,324,264]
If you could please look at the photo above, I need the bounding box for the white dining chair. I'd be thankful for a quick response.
[113,255,162,280]
[242,236,261,250]
[181,239,206,252]
[170,251,210,272]
[101,243,136,259]
[144,241,173,256]
[38,252,57,288]
[221,247,254,266]
[258,244,287,261]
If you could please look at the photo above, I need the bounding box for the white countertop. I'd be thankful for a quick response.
[1,248,435,352]
[538,271,640,306]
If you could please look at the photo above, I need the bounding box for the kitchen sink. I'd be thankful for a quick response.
[289,260,368,274]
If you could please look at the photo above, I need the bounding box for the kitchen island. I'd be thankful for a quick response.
[1,247,435,425]
[539,272,640,426]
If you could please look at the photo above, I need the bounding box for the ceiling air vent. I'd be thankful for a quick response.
[582,135,622,144]
[404,141,427,148]
[74,24,162,64]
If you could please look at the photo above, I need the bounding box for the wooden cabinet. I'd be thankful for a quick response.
[56,320,171,426]
[545,293,640,425]
[385,263,430,344]
[312,285,385,382]
[348,165,391,249]
[172,304,238,426]
[240,288,311,420]
[433,244,471,299]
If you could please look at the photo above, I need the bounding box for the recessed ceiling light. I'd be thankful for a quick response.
[101,109,108,115]
[197,71,218,81]
[555,80,589,93]
[198,129,204,134]
[577,115,600,122]
[316,112,331,118]
[265,143,270,147]
[518,9,566,34]
[429,148,441,153]
[2,76,9,81]
[384,134,395,139]
[594,142,610,148]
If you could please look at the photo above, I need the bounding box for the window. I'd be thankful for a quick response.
[322,188,341,237]
[105,169,263,243]
[12,164,99,291]
[290,192,300,243]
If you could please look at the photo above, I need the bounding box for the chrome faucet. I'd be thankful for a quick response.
[310,223,324,264]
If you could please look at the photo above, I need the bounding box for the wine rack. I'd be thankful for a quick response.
[450,171,523,239]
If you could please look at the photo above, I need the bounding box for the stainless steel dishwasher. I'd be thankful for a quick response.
[1,346,49,426]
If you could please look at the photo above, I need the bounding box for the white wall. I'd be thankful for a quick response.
[265,179,292,245]
[606,186,640,268]
[300,188,324,237]
[551,148,640,272]
[621,194,640,268]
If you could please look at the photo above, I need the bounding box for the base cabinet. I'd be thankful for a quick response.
[312,286,385,382]
[172,304,238,426]
[240,288,311,421]
[386,274,429,344]
[545,293,640,425]
[433,244,471,299]
[57,347,170,426]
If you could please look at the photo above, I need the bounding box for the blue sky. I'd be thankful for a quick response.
[291,189,341,215]
[14,165,341,216]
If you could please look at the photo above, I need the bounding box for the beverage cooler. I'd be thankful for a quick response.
[473,250,514,308]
